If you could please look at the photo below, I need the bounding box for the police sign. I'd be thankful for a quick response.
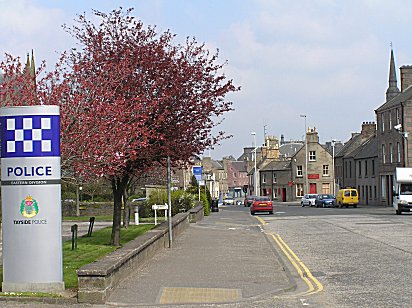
[1,105,64,292]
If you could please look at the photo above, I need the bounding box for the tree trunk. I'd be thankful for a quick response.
[110,175,128,246]
[122,190,130,228]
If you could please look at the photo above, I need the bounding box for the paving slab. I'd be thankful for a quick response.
[106,206,293,306]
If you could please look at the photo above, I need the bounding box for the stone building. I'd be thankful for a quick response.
[375,49,412,206]
[334,122,376,192]
[249,129,333,201]
[291,127,333,196]
[223,158,248,199]
[259,160,291,201]
[352,136,379,205]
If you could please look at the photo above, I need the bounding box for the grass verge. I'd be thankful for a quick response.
[0,223,155,296]
[63,216,166,223]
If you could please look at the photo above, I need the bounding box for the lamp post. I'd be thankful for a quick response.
[395,124,409,167]
[300,115,309,194]
[405,133,409,167]
[251,132,258,196]
[332,140,336,195]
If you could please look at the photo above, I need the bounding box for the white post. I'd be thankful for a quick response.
[154,208,157,226]
[134,205,139,225]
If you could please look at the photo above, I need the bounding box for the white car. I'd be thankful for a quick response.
[301,194,318,207]
[223,197,235,205]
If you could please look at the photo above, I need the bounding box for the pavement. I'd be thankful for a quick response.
[106,205,295,307]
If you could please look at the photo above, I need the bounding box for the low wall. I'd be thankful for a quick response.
[62,202,113,217]
[77,205,204,304]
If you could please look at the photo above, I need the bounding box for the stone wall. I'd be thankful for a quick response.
[62,202,113,217]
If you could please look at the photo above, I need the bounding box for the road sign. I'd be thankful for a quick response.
[1,105,64,292]
[192,166,202,182]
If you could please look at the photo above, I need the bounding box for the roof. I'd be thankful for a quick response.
[260,160,291,172]
[353,135,378,160]
[335,133,362,158]
[211,160,223,169]
[228,160,248,173]
[375,85,412,112]
[279,143,303,158]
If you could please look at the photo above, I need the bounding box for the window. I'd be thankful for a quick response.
[309,151,316,161]
[233,172,237,178]
[365,160,368,176]
[370,186,372,199]
[389,143,393,163]
[396,108,400,125]
[349,161,352,178]
[297,165,303,177]
[372,160,375,175]
[296,184,304,197]
[397,142,401,163]
[323,165,329,176]
[273,173,277,184]
[374,186,377,199]
[381,113,385,132]
[358,161,362,177]
[273,189,278,198]
[389,110,392,130]
[322,183,330,194]
[382,144,386,164]
[262,173,266,183]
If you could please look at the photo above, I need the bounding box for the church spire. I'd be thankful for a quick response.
[386,48,400,101]
[30,49,35,77]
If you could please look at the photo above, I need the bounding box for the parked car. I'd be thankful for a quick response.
[223,197,235,205]
[244,195,257,207]
[315,194,336,208]
[336,188,358,208]
[250,196,273,215]
[301,194,318,207]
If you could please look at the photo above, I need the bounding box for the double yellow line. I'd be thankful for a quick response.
[271,233,323,295]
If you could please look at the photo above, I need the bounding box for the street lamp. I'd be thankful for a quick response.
[332,140,336,195]
[300,115,309,194]
[395,124,409,167]
[251,132,258,196]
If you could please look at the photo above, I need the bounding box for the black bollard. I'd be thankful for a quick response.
[87,216,95,237]
[71,224,78,250]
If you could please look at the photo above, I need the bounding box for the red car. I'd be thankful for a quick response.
[250,196,273,215]
[244,195,257,207]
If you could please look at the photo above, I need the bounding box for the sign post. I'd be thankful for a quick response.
[1,105,64,292]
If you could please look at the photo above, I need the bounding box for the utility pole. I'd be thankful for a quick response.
[167,156,172,248]
[252,132,258,196]
[300,115,309,194]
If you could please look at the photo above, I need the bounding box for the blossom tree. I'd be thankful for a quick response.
[1,8,239,246]
[58,8,239,246]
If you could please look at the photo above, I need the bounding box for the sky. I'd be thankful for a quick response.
[2,0,412,160]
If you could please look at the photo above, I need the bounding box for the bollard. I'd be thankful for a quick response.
[87,216,95,237]
[134,205,139,225]
[71,224,78,250]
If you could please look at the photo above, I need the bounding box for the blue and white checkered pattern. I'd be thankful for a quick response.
[1,115,60,158]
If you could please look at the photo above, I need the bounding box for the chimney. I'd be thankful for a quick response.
[280,134,285,145]
[361,121,376,139]
[306,127,319,143]
[400,65,412,92]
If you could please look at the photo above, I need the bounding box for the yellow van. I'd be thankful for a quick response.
[336,188,359,208]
